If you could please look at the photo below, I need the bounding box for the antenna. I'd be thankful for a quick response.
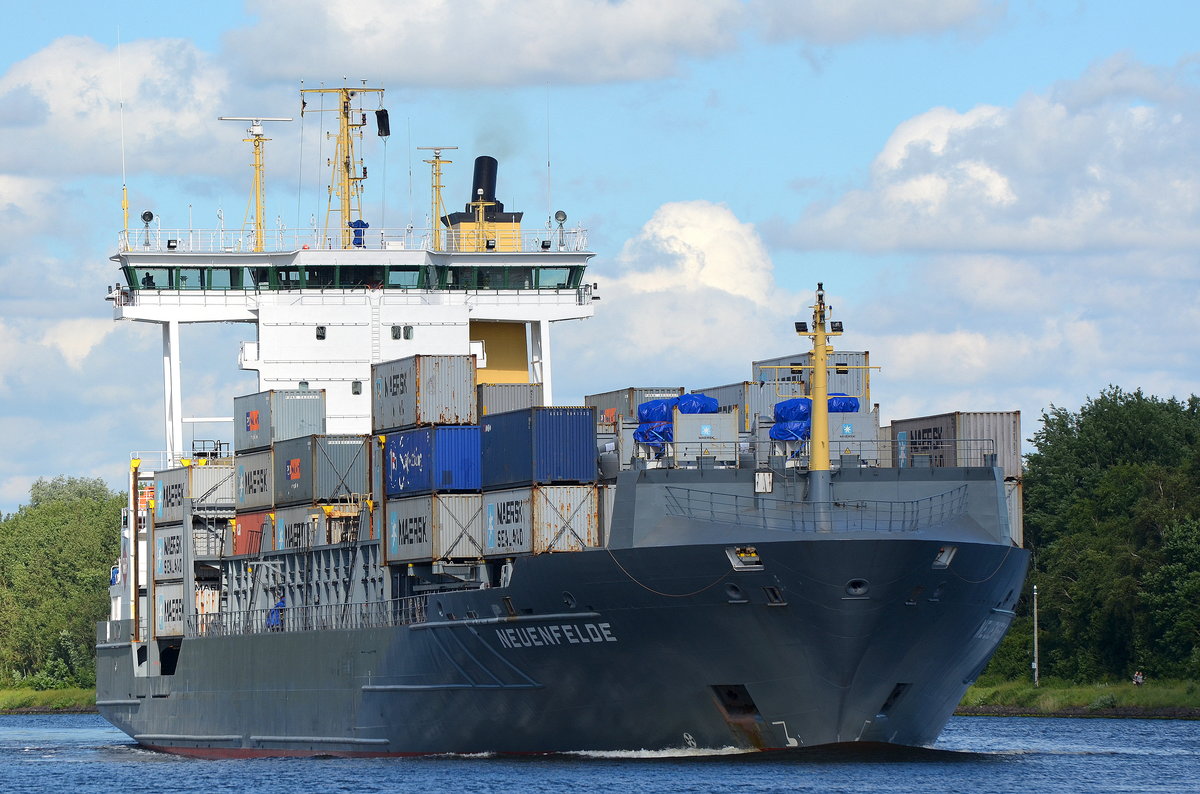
[117,27,129,239]
[218,117,293,252]
[418,146,458,251]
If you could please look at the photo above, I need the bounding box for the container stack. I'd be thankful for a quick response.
[231,389,327,556]
[480,406,601,556]
[376,355,486,564]
[150,460,235,637]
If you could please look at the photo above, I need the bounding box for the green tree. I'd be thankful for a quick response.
[0,476,122,687]
[1014,387,1200,682]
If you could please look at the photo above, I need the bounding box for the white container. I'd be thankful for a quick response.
[385,494,483,563]
[153,581,185,637]
[372,354,477,432]
[154,464,236,525]
[483,485,600,557]
[890,411,1020,477]
[153,524,185,582]
[752,350,871,404]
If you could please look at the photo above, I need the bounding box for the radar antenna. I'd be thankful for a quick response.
[418,146,458,251]
[218,117,293,252]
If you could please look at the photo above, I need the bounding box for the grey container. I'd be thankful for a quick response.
[234,389,327,452]
[691,381,776,432]
[478,382,543,417]
[890,411,1020,477]
[273,434,370,507]
[273,505,324,549]
[153,464,235,525]
[752,350,871,404]
[235,450,274,512]
[585,386,686,424]
[384,494,484,564]
[372,354,477,432]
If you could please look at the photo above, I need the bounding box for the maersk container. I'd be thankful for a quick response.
[480,407,597,490]
[235,450,274,511]
[483,485,599,557]
[751,351,870,403]
[153,464,235,525]
[672,409,740,463]
[153,524,185,582]
[384,494,483,564]
[384,425,481,497]
[234,389,326,452]
[691,381,775,432]
[153,581,185,638]
[477,382,543,417]
[890,411,1020,477]
[585,386,686,424]
[372,354,477,432]
[273,434,369,507]
[273,505,328,549]
[233,510,271,556]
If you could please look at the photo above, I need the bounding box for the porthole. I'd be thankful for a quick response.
[845,579,870,597]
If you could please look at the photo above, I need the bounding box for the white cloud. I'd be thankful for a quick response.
[40,318,117,369]
[751,0,1003,44]
[227,0,744,86]
[555,200,800,401]
[785,56,1200,253]
[0,36,232,177]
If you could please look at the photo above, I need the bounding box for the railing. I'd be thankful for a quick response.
[663,485,969,533]
[118,227,589,254]
[185,595,428,638]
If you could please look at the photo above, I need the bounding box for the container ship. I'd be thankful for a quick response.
[96,86,1029,757]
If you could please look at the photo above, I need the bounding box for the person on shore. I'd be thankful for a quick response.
[1133,670,1145,686]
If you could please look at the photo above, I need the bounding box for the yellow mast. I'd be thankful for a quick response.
[795,283,842,520]
[301,85,384,248]
[418,146,457,251]
[219,117,292,252]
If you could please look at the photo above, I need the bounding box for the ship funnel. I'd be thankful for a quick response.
[469,156,500,209]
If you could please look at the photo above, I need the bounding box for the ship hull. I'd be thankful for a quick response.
[97,535,1028,757]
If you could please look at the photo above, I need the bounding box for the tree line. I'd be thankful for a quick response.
[986,386,1200,682]
[0,477,122,689]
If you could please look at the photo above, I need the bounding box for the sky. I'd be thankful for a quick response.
[1,0,1199,512]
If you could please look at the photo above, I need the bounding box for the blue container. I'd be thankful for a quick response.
[481,407,597,490]
[384,426,481,497]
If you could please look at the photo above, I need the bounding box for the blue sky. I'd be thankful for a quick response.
[1,0,1199,512]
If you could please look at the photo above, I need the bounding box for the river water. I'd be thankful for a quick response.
[1,713,1196,793]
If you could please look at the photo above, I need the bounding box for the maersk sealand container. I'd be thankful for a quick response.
[481,407,598,490]
[233,389,326,453]
[372,354,476,432]
[384,425,481,497]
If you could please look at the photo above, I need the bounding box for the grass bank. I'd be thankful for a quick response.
[958,678,1200,719]
[0,688,96,713]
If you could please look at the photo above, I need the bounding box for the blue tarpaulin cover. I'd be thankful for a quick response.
[677,393,719,414]
[774,398,813,422]
[769,421,811,441]
[637,398,679,423]
[633,422,673,452]
[828,393,860,413]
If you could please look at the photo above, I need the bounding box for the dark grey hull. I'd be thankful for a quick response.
[97,535,1028,757]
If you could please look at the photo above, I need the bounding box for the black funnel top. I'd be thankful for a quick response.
[443,155,523,226]
[471,156,499,207]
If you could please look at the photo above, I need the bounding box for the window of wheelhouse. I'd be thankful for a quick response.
[341,265,386,288]
[275,267,303,289]
[386,266,423,288]
[177,268,204,289]
[302,265,336,288]
[128,267,171,290]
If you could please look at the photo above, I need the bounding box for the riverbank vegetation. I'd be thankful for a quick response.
[0,477,122,690]
[982,387,1200,683]
[959,677,1200,718]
